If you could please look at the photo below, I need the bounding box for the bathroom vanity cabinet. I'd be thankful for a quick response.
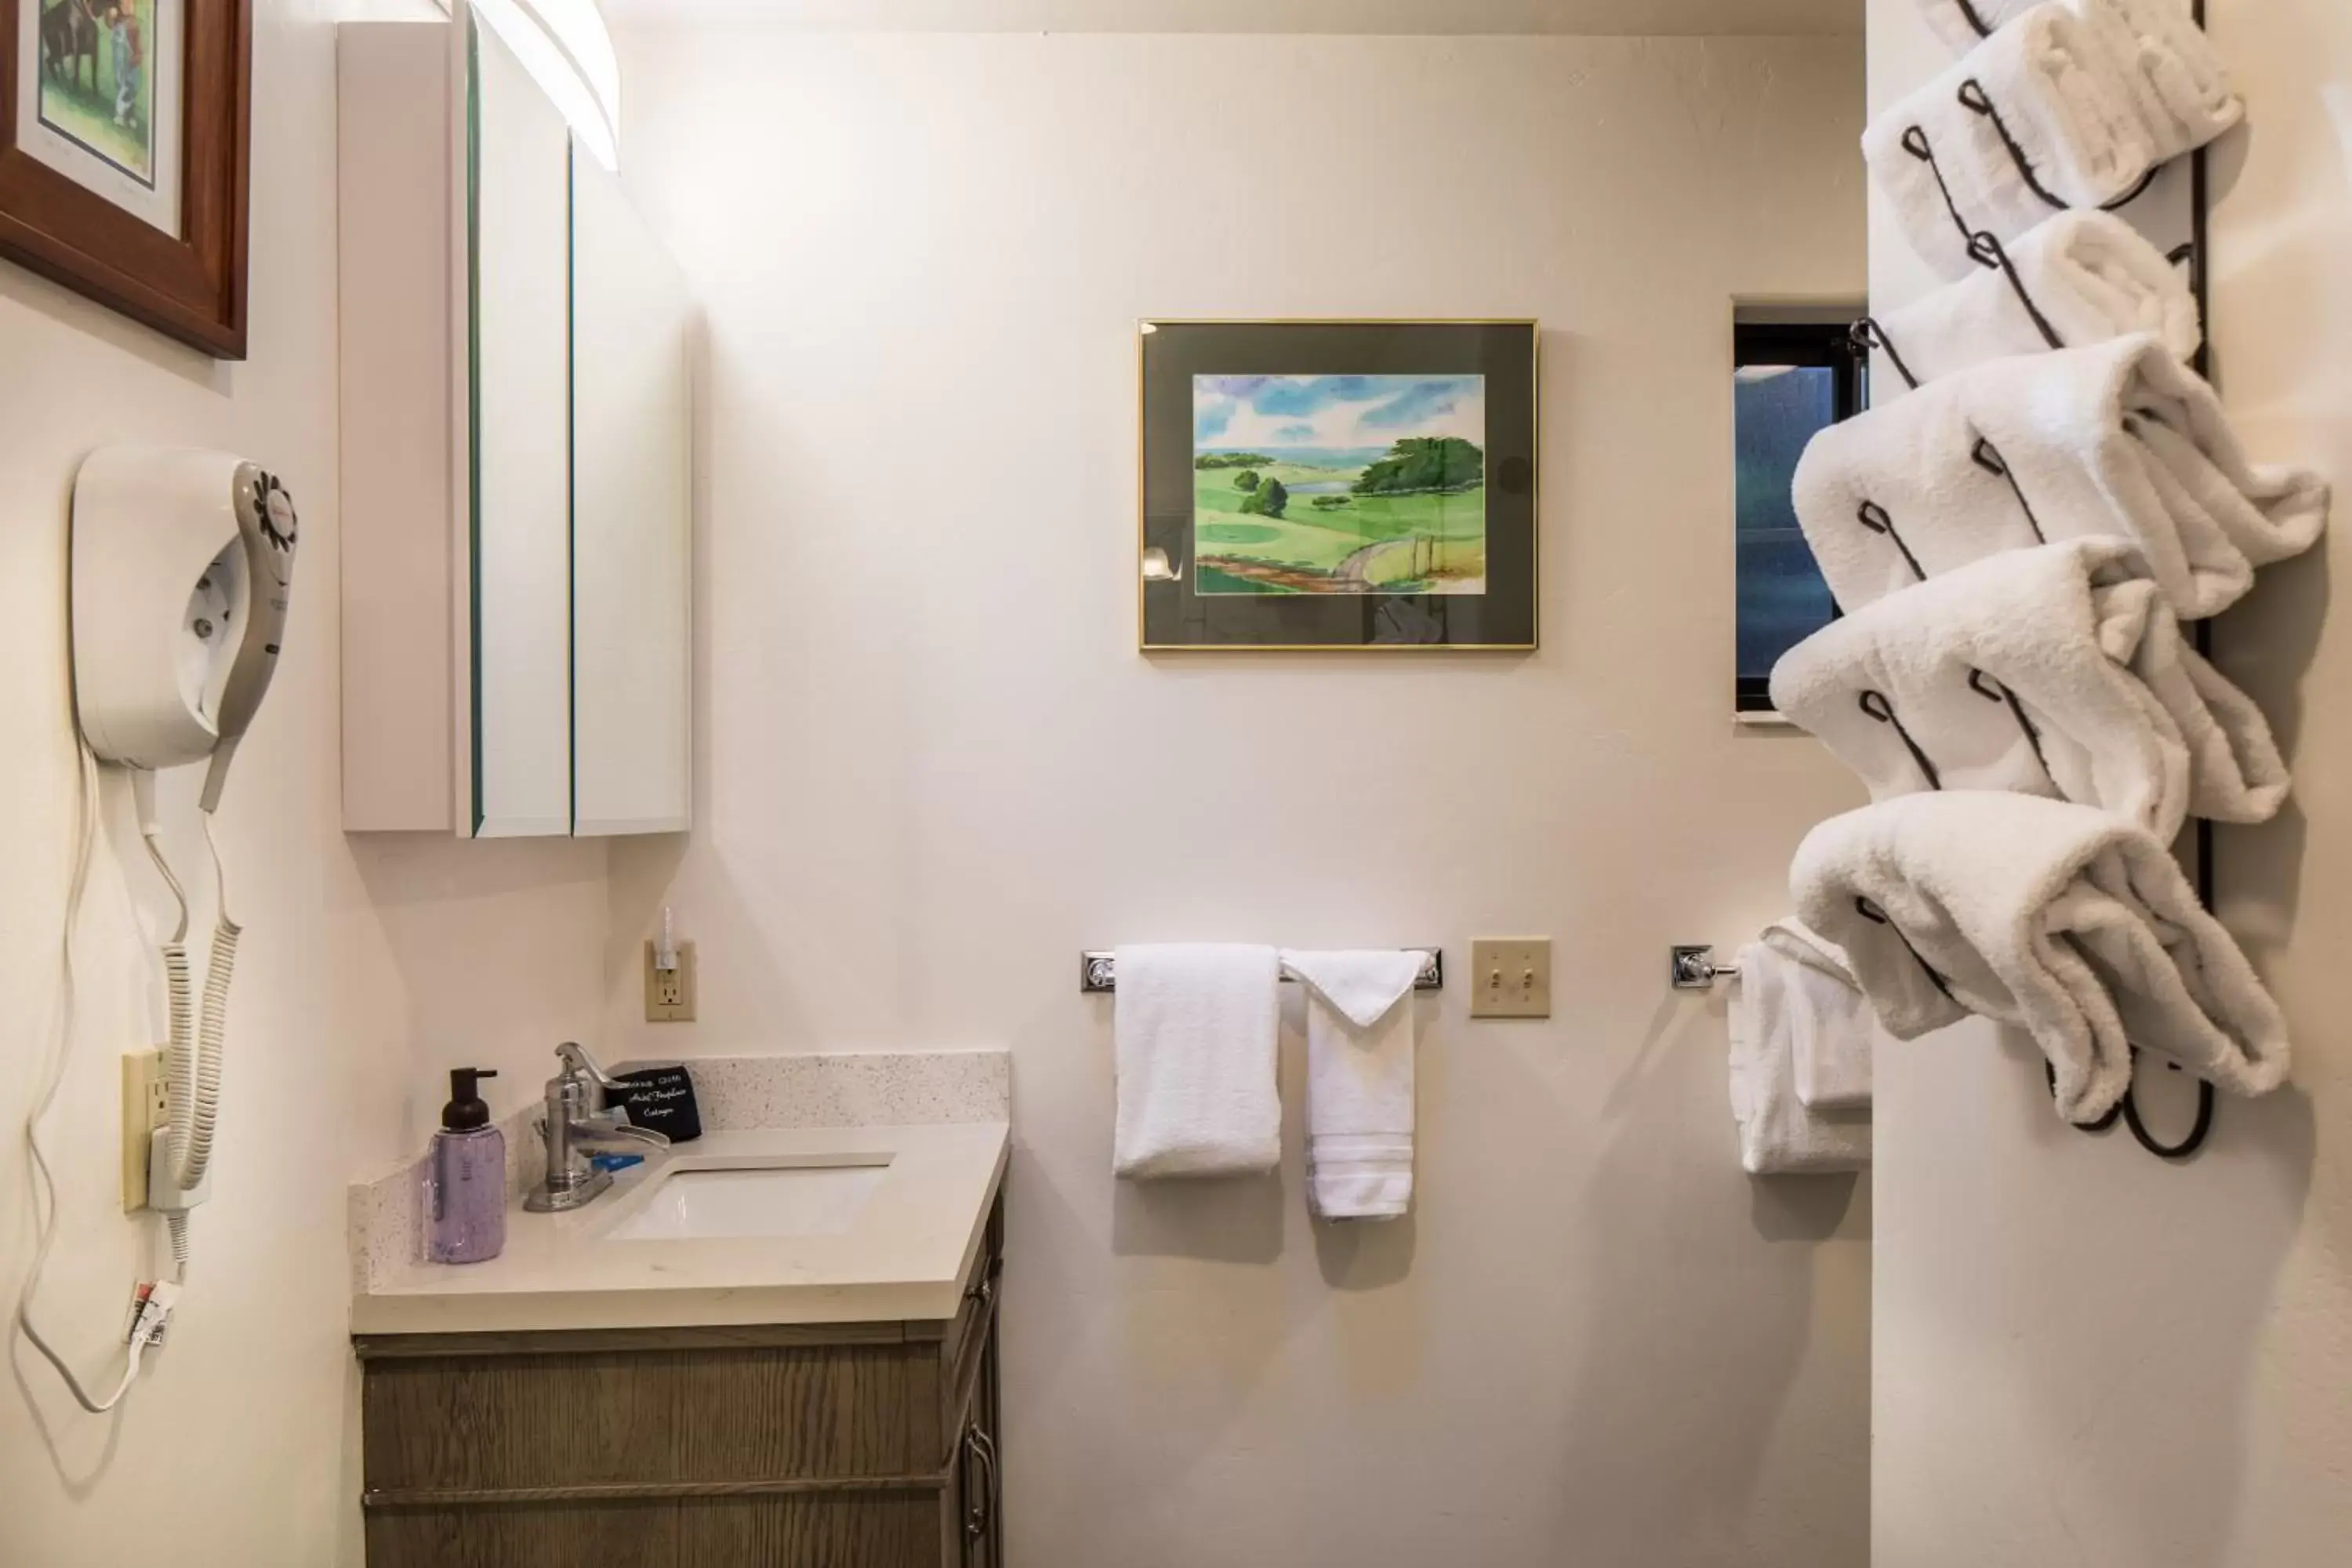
[354,1199,1004,1567]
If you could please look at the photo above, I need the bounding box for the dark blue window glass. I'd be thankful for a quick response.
[1735,364,1839,689]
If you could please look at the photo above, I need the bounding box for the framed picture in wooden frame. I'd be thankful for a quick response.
[2,0,251,358]
[1139,318,1539,651]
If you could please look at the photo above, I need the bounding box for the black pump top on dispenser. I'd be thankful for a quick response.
[441,1068,499,1132]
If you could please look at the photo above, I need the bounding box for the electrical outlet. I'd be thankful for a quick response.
[1469,938,1552,1018]
[644,939,698,1023]
[121,1048,167,1212]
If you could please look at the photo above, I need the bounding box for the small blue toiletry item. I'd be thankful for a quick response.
[590,1153,646,1174]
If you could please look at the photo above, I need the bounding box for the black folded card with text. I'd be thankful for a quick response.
[613,1064,702,1143]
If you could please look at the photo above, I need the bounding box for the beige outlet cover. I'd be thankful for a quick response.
[1469,938,1552,1018]
[122,1047,165,1212]
[644,939,699,1023]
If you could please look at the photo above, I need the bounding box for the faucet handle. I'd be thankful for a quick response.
[554,1040,622,1091]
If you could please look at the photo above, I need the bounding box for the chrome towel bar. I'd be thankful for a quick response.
[1670,946,1740,989]
[1081,948,1443,994]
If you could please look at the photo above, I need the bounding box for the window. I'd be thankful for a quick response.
[1733,318,1864,715]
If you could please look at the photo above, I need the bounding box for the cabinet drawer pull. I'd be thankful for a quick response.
[964,1424,999,1541]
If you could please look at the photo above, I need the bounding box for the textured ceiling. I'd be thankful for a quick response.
[602,1,1864,36]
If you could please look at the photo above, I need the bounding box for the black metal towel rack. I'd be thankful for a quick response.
[1846,0,2224,1160]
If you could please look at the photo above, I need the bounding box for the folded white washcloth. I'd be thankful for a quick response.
[1791,792,2289,1123]
[1794,335,2329,621]
[1759,917,1860,987]
[1770,539,2288,843]
[1279,949,1421,1221]
[1730,940,1874,1174]
[1914,0,2241,163]
[1871,210,2199,389]
[1758,921,1884,1112]
[1112,943,1281,1178]
[1865,4,2156,277]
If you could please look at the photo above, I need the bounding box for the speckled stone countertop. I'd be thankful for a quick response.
[347,1049,1009,1334]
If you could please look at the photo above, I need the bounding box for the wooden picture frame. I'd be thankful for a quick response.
[1,0,251,358]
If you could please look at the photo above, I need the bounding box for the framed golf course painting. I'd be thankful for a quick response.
[1139,318,1538,651]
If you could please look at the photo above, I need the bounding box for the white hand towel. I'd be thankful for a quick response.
[1791,792,2289,1123]
[1112,943,1281,1178]
[1770,539,2289,843]
[1871,210,2199,389]
[1914,0,2241,164]
[1279,949,1421,1221]
[1759,916,1860,987]
[1794,335,2329,621]
[1758,920,1884,1112]
[1864,5,2156,277]
[1730,941,1874,1174]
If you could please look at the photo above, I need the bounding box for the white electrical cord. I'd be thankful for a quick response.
[16,754,238,1413]
[15,745,160,1414]
[176,816,241,1196]
[139,791,197,1279]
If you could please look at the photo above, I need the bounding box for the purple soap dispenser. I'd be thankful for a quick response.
[426,1068,506,1264]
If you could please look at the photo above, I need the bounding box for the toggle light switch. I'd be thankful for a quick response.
[1469,938,1552,1018]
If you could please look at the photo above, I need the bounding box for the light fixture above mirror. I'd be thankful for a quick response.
[470,0,623,169]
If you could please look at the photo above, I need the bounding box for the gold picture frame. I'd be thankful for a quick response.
[1138,318,1540,652]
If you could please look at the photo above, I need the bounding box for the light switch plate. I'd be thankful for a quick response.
[644,940,698,1023]
[1469,938,1552,1018]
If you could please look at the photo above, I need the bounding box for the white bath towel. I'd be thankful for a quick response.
[1914,0,2241,164]
[1112,943,1281,1178]
[1730,941,1874,1174]
[1794,335,2329,621]
[1791,792,2289,1123]
[1769,539,2289,843]
[1870,210,2198,390]
[1280,949,1421,1221]
[1865,5,2156,277]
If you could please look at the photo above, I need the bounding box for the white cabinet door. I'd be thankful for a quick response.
[468,12,573,837]
[569,146,693,836]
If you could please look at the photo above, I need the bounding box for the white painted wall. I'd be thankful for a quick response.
[608,28,1871,1565]
[1867,4,2352,1564]
[0,5,611,1563]
[603,0,1866,34]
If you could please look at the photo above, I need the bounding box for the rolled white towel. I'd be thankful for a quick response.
[1791,792,2289,1123]
[1913,0,2241,162]
[1865,4,2155,277]
[1794,334,2328,621]
[1769,538,2288,843]
[1730,940,1874,1174]
[1869,210,2198,390]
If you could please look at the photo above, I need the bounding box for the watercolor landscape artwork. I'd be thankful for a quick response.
[1191,374,1488,596]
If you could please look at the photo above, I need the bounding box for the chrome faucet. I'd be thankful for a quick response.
[524,1041,670,1212]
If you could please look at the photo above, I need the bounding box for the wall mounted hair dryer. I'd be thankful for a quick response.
[17,446,299,1415]
[71,446,299,809]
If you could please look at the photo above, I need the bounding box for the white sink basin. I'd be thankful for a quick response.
[605,1157,892,1242]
